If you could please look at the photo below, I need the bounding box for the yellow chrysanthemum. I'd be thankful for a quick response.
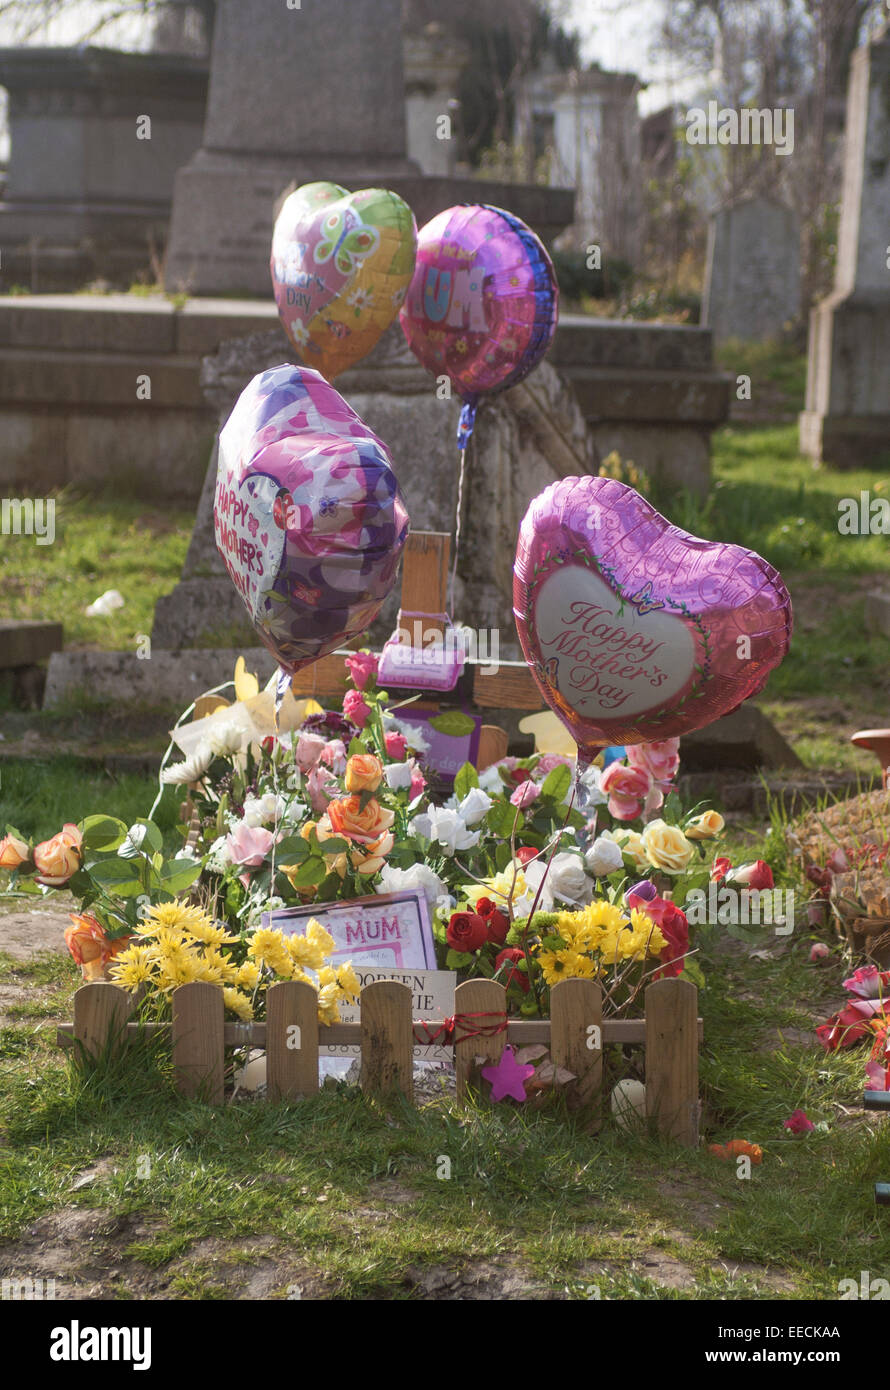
[184,920,239,948]
[537,946,585,987]
[628,908,667,957]
[579,900,627,933]
[143,901,213,934]
[336,962,361,1000]
[222,987,254,1021]
[305,918,335,956]
[247,928,293,977]
[155,950,203,990]
[236,961,261,990]
[110,957,154,989]
[198,947,241,983]
[142,926,187,954]
[287,933,326,971]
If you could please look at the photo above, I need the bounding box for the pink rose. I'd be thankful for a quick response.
[385,731,407,761]
[293,731,327,773]
[809,942,830,962]
[783,1109,815,1135]
[533,754,573,779]
[345,651,378,690]
[600,762,652,821]
[510,780,540,810]
[342,689,370,729]
[626,738,680,790]
[226,822,274,867]
[307,765,338,816]
[320,738,347,775]
[410,768,426,801]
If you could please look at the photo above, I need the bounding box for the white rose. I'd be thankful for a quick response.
[409,807,480,856]
[376,863,447,911]
[547,852,593,906]
[585,835,625,877]
[384,760,414,792]
[477,764,505,795]
[458,787,493,826]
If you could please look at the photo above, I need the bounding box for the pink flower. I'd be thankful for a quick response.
[345,651,378,691]
[410,767,426,801]
[293,731,327,773]
[783,1109,815,1135]
[711,856,732,883]
[343,689,370,729]
[320,738,347,775]
[510,780,540,810]
[843,966,889,999]
[226,822,274,867]
[730,860,774,890]
[626,738,680,790]
[385,731,407,761]
[826,847,849,874]
[809,942,830,962]
[533,754,573,779]
[599,762,652,821]
[307,765,338,816]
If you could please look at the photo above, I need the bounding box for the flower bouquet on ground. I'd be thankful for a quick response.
[0,654,746,1026]
[788,789,890,961]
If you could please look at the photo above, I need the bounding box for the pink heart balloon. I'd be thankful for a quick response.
[513,475,792,758]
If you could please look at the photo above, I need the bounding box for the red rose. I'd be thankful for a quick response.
[495,947,530,993]
[474,896,510,944]
[509,768,532,785]
[446,912,488,953]
[732,859,774,890]
[711,856,732,884]
[515,846,538,867]
[628,891,689,979]
[476,897,497,916]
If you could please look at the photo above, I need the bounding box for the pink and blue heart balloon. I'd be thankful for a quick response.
[513,474,792,761]
[214,363,409,679]
[399,203,559,448]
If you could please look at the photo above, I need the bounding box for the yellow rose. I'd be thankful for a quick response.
[604,828,649,874]
[33,823,82,886]
[641,818,694,874]
[0,833,29,870]
[344,753,383,794]
[684,810,725,840]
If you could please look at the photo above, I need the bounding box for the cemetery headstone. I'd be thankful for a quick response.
[702,196,800,343]
[800,22,890,467]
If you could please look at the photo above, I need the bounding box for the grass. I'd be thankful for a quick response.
[0,758,177,844]
[0,488,193,651]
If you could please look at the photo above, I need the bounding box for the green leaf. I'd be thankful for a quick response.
[494,841,513,871]
[445,949,474,969]
[287,857,328,888]
[158,858,202,895]
[454,762,479,799]
[487,800,522,839]
[429,710,477,738]
[314,871,343,903]
[79,815,128,853]
[87,857,143,898]
[274,836,309,863]
[119,819,163,857]
[318,836,350,857]
[348,737,366,757]
[541,763,572,802]
[680,958,706,989]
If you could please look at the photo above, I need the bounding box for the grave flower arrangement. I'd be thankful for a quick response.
[0,652,741,1021]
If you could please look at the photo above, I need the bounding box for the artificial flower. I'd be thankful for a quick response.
[510,780,540,811]
[685,809,725,840]
[600,762,653,821]
[0,833,29,870]
[226,822,275,868]
[730,860,774,890]
[446,911,488,953]
[585,835,625,877]
[345,650,378,690]
[375,863,447,912]
[409,806,480,856]
[495,947,530,992]
[384,730,407,760]
[457,787,494,826]
[625,738,680,789]
[783,1109,815,1135]
[65,911,131,982]
[160,741,214,785]
[344,753,383,794]
[342,689,370,729]
[33,823,82,887]
[641,819,695,874]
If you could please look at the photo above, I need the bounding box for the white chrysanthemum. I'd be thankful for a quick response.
[207,722,245,757]
[161,740,213,785]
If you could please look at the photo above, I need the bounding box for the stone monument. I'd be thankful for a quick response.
[164,0,573,295]
[702,196,801,343]
[800,22,890,466]
[0,47,208,290]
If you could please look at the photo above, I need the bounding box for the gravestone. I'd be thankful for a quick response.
[0,47,208,290]
[800,22,890,467]
[150,324,596,658]
[163,0,572,295]
[702,196,800,343]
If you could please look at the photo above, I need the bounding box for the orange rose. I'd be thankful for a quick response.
[725,1139,763,1164]
[325,795,394,845]
[0,833,29,870]
[33,823,82,886]
[351,828,395,876]
[64,912,131,982]
[344,753,384,794]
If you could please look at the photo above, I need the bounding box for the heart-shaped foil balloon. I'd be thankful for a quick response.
[214,363,409,677]
[271,181,417,382]
[513,475,792,760]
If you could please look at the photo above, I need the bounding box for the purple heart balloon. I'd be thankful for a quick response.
[513,475,792,758]
[214,364,409,677]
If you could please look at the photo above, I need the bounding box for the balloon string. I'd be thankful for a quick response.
[449,438,469,618]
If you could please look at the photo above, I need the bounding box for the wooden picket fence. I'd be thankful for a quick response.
[57,975,702,1146]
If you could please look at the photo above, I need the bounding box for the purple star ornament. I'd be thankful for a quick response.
[481,1045,535,1103]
